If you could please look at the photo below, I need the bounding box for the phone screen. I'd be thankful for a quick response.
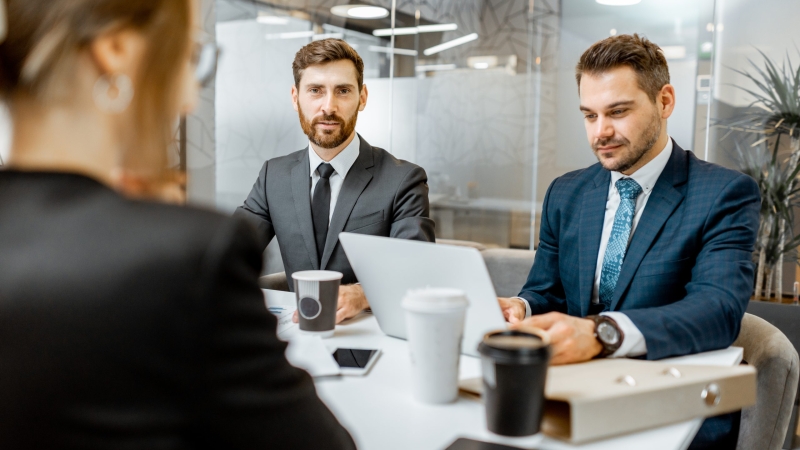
[332,348,378,368]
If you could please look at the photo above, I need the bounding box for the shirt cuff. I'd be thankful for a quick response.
[513,297,532,319]
[601,312,647,358]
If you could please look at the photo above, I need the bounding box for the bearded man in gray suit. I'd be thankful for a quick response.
[234,39,435,323]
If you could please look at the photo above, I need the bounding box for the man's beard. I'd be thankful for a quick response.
[592,110,661,173]
[298,105,358,149]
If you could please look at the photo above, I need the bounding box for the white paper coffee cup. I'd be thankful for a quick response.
[402,287,469,404]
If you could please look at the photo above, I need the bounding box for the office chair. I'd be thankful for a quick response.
[733,313,799,450]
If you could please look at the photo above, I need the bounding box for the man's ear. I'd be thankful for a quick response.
[659,84,676,120]
[291,84,299,112]
[359,84,368,112]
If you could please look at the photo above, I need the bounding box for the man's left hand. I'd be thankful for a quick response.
[291,284,369,324]
[511,312,602,365]
[334,284,369,324]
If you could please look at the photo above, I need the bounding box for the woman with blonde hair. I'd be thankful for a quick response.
[0,1,355,448]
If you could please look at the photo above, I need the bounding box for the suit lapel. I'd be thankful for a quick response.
[320,137,375,269]
[291,149,319,269]
[610,142,688,310]
[578,169,611,317]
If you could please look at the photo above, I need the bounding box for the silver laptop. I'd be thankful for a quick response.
[338,232,508,357]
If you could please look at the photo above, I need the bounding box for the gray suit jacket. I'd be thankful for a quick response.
[234,135,435,287]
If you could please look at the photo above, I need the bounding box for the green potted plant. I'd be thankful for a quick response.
[717,50,800,300]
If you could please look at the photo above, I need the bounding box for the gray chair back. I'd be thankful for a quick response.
[435,238,487,251]
[259,272,289,291]
[481,248,536,298]
[733,313,800,450]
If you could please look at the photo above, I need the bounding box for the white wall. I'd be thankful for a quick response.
[355,77,417,164]
[713,0,800,107]
[214,19,307,212]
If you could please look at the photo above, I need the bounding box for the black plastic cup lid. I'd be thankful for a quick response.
[478,330,551,365]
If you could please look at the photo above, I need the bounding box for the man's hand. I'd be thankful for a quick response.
[498,297,526,324]
[334,284,369,323]
[511,312,602,365]
[292,284,369,324]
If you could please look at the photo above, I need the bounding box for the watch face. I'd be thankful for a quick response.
[597,321,620,345]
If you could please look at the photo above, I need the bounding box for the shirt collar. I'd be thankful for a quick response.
[308,134,361,180]
[610,136,673,195]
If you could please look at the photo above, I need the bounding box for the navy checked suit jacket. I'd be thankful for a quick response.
[518,141,761,360]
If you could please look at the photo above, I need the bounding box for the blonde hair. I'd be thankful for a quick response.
[0,0,192,193]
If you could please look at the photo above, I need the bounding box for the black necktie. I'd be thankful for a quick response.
[312,163,335,266]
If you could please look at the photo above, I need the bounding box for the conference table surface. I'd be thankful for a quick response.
[265,289,743,450]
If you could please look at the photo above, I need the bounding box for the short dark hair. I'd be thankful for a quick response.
[292,39,364,90]
[575,33,670,102]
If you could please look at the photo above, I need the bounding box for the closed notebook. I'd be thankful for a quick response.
[459,358,756,444]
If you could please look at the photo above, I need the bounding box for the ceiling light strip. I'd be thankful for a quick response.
[422,33,478,56]
[373,23,458,37]
[596,0,641,5]
[368,45,418,56]
[265,31,343,40]
[415,64,457,72]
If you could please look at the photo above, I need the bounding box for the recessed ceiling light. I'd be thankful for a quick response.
[257,13,289,25]
[610,28,617,36]
[415,64,457,72]
[331,5,389,19]
[467,55,498,70]
[596,0,641,5]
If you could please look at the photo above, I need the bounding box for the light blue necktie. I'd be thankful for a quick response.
[598,178,643,311]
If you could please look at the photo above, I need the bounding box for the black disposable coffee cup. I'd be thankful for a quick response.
[478,329,551,437]
[292,270,342,338]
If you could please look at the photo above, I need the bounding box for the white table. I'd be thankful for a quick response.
[265,290,743,450]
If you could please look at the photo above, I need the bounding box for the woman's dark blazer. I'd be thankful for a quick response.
[0,170,355,450]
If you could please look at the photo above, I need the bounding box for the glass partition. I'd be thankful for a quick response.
[708,0,800,295]
[208,0,720,255]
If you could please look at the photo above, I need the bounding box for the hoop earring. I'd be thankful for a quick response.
[93,73,134,114]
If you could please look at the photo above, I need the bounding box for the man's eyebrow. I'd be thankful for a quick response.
[305,83,324,89]
[606,100,635,109]
[579,100,634,112]
[335,83,356,89]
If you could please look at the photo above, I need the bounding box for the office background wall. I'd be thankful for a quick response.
[210,0,557,260]
[708,0,800,294]
[180,0,800,284]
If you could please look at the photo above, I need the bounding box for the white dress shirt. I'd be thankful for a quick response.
[308,135,361,221]
[519,138,673,358]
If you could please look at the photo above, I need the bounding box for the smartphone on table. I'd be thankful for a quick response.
[331,348,381,376]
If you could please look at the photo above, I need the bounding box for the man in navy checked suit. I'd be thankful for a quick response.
[498,35,760,449]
